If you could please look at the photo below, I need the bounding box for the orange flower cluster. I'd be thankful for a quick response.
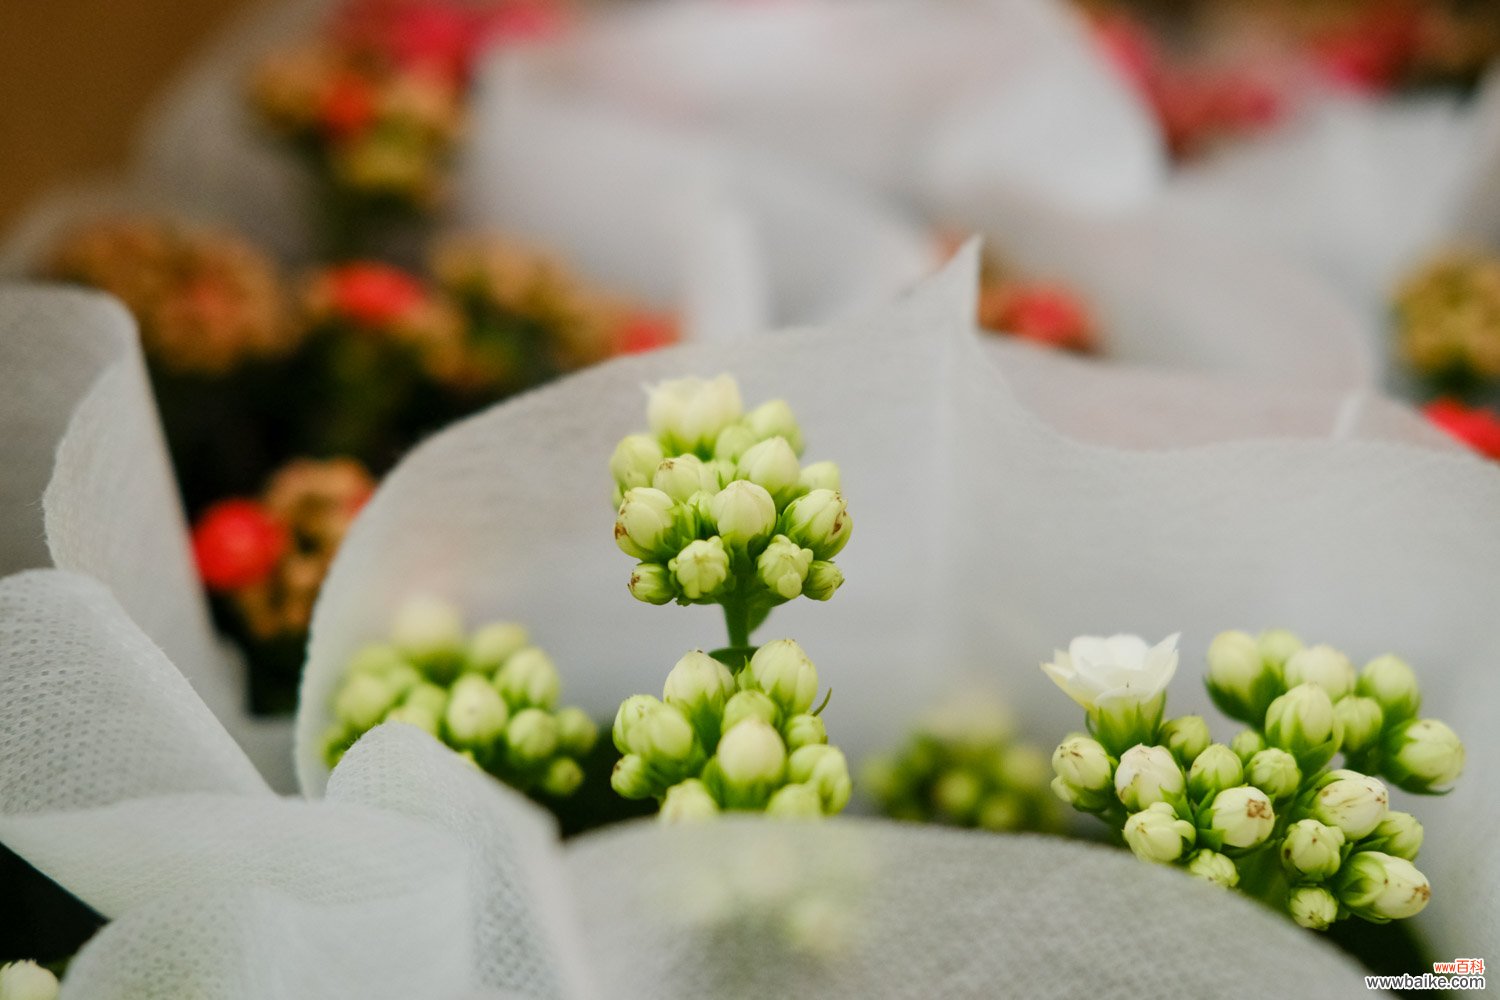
[1394,249,1500,383]
[46,218,296,376]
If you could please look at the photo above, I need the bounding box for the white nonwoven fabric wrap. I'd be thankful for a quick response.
[495,0,1166,213]
[1160,76,1500,315]
[0,575,1372,999]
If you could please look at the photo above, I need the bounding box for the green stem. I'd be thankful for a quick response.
[723,599,751,650]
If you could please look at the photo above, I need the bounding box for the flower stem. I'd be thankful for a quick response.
[723,599,751,651]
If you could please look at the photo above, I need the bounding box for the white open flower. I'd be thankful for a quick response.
[1042,633,1180,712]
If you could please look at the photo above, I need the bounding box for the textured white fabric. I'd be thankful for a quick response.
[494,0,1165,212]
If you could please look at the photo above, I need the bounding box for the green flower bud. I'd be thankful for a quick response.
[1382,718,1464,793]
[1333,696,1384,758]
[712,423,758,463]
[738,436,801,506]
[1114,744,1185,812]
[707,480,777,551]
[709,458,738,489]
[976,793,1027,832]
[664,650,738,723]
[334,673,402,731]
[1186,849,1240,888]
[797,461,840,493]
[647,374,743,455]
[1288,885,1340,930]
[1284,645,1356,701]
[1370,811,1424,861]
[1201,785,1275,851]
[788,744,852,813]
[403,681,448,717]
[1337,851,1431,921]
[0,961,59,1000]
[610,433,666,498]
[539,757,585,797]
[1311,770,1389,839]
[616,698,698,766]
[1281,819,1346,881]
[1052,735,1114,798]
[780,489,851,560]
[1264,683,1342,773]
[1187,744,1244,802]
[783,713,828,749]
[998,745,1051,791]
[627,562,676,605]
[506,708,560,765]
[347,643,406,677]
[554,707,599,756]
[756,535,814,600]
[1159,715,1211,766]
[660,778,721,821]
[1257,628,1304,671]
[391,596,464,663]
[747,639,820,715]
[767,783,824,818]
[1358,655,1421,722]
[466,622,530,673]
[1206,630,1278,723]
[669,537,731,601]
[745,398,804,454]
[1123,801,1196,863]
[615,487,690,560]
[385,703,441,736]
[653,454,719,502]
[444,675,509,749]
[611,753,654,799]
[933,769,983,820]
[1230,729,1266,762]
[722,689,781,731]
[717,719,788,795]
[494,647,560,710]
[1244,748,1300,800]
[802,561,844,601]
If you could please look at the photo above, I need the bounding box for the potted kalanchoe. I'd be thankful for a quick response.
[1044,629,1464,932]
[607,375,854,820]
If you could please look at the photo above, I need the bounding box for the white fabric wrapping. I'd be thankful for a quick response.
[494,0,1165,213]
[0,571,1372,998]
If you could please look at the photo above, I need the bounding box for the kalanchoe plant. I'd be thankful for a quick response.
[611,375,851,650]
[608,375,852,820]
[324,596,598,799]
[0,961,60,1000]
[863,694,1063,833]
[1044,630,1465,931]
[611,643,851,821]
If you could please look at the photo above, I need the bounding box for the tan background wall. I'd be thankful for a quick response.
[0,1,255,231]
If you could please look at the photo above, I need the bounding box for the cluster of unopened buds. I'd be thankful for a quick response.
[611,376,850,639]
[1394,248,1500,385]
[324,596,598,798]
[611,642,851,821]
[863,695,1063,833]
[1045,629,1464,930]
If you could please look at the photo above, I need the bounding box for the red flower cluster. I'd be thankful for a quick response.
[324,262,429,326]
[192,500,288,591]
[333,0,563,86]
[613,313,680,356]
[1424,399,1500,461]
[980,281,1098,354]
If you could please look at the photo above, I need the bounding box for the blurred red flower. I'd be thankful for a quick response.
[1425,399,1500,461]
[192,500,289,591]
[325,262,427,326]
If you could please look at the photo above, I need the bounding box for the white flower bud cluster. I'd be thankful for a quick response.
[611,641,851,820]
[862,695,1062,833]
[612,376,849,612]
[1044,628,1461,933]
[324,597,598,798]
[0,961,59,1000]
